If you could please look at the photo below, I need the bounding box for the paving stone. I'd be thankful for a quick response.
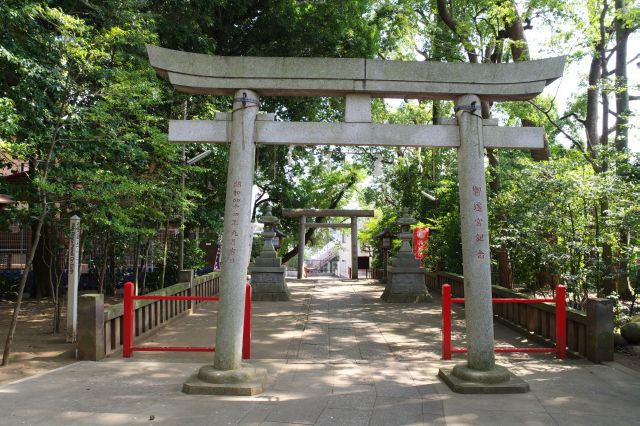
[238,402,276,425]
[440,387,544,413]
[1,277,639,425]
[442,409,556,426]
[33,411,153,426]
[370,397,425,426]
[422,412,448,425]
[549,412,640,426]
[315,408,371,426]
[265,396,329,424]
[328,385,377,409]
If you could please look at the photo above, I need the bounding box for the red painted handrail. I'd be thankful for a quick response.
[442,283,566,360]
[122,281,252,359]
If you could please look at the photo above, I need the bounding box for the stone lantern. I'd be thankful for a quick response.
[381,208,431,303]
[248,206,291,301]
[375,228,393,283]
[258,205,278,254]
[272,227,286,251]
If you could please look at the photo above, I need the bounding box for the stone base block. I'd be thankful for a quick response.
[438,365,529,394]
[382,291,432,303]
[250,269,291,302]
[182,363,267,396]
[381,270,431,303]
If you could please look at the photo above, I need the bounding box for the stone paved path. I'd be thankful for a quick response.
[1,277,639,425]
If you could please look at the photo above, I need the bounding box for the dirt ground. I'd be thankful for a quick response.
[1,297,639,385]
[0,298,76,384]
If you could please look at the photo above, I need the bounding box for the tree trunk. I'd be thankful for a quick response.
[614,0,633,300]
[160,221,170,289]
[97,233,110,294]
[31,222,52,299]
[140,238,152,293]
[54,279,62,334]
[597,3,616,295]
[45,224,62,333]
[2,204,48,365]
[497,248,513,289]
[2,75,67,362]
[108,249,116,296]
[585,55,602,157]
[133,234,141,294]
[614,0,630,153]
[504,10,529,62]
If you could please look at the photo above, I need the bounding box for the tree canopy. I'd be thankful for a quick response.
[0,0,638,313]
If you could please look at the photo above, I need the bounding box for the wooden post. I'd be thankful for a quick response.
[298,216,305,279]
[66,215,80,343]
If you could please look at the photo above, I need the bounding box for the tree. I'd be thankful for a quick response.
[528,0,640,298]
[1,1,92,364]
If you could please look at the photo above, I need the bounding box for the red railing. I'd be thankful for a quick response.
[122,281,252,359]
[442,283,566,360]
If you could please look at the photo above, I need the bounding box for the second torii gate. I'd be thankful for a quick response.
[281,208,374,280]
[147,45,564,394]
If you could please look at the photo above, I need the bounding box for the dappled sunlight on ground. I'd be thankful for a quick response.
[2,276,639,424]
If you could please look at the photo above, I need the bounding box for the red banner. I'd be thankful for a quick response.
[413,227,429,259]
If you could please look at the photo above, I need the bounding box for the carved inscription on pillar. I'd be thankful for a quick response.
[471,186,486,261]
[227,180,243,264]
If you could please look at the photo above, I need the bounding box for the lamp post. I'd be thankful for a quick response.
[178,149,212,271]
[375,228,393,283]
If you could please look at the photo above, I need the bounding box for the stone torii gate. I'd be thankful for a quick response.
[281,208,374,280]
[147,45,564,394]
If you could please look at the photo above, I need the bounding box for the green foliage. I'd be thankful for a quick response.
[1,0,637,309]
[0,98,19,143]
[1,0,396,295]
[0,274,19,300]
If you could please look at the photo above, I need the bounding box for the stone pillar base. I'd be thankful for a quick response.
[381,290,431,303]
[586,298,614,362]
[381,268,432,303]
[183,363,267,396]
[249,266,290,301]
[438,364,529,394]
[77,294,105,360]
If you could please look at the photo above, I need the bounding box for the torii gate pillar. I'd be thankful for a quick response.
[437,95,529,392]
[456,94,496,371]
[183,90,267,395]
[350,217,359,279]
[298,216,306,279]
